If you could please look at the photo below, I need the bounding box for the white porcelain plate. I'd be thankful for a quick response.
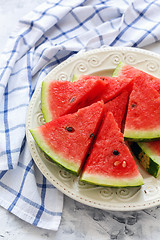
[26,46,160,211]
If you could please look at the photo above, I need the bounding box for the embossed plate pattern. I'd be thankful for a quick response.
[26,47,160,211]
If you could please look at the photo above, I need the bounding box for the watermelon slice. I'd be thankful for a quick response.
[100,76,133,103]
[124,78,160,141]
[78,75,133,103]
[30,101,105,175]
[131,141,160,178]
[104,90,129,130]
[41,77,106,122]
[112,62,160,93]
[112,62,141,78]
[80,112,144,187]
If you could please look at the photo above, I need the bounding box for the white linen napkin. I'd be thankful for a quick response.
[0,0,160,230]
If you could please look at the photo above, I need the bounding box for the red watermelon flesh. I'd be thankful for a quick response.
[104,90,129,130]
[41,77,106,122]
[80,112,143,187]
[30,101,105,175]
[124,78,160,140]
[145,141,160,156]
[79,75,133,103]
[113,63,160,94]
[100,76,133,103]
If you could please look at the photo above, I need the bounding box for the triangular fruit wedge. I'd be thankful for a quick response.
[131,141,160,178]
[124,78,160,141]
[30,101,105,175]
[113,62,160,93]
[79,75,133,103]
[104,90,129,130]
[100,76,133,103]
[41,77,106,122]
[80,112,144,187]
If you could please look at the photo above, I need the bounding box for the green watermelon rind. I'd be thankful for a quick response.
[124,128,160,141]
[131,142,160,178]
[80,172,144,187]
[112,62,125,77]
[41,80,52,123]
[30,128,80,176]
[72,74,79,82]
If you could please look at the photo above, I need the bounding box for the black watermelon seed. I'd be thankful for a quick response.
[113,150,120,156]
[70,97,75,103]
[65,127,74,132]
[131,103,137,108]
[90,133,94,138]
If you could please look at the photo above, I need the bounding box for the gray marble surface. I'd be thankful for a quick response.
[1,0,160,239]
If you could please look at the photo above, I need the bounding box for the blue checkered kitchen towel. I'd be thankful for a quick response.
[0,0,160,231]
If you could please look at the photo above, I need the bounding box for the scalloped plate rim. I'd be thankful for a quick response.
[26,46,160,211]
